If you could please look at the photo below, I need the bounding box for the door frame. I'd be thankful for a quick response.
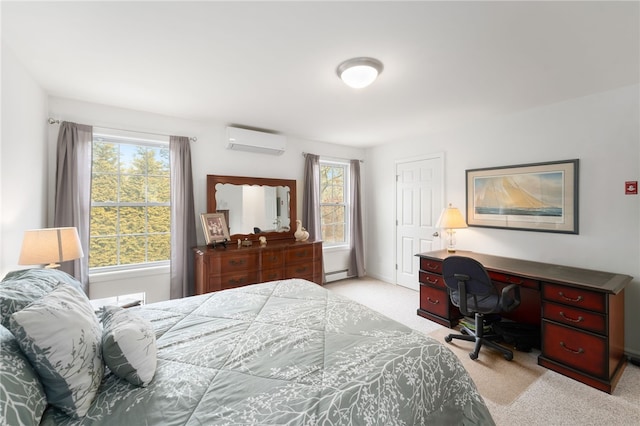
[394,152,446,286]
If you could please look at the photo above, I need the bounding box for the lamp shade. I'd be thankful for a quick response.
[18,227,84,268]
[436,204,468,229]
[337,57,384,89]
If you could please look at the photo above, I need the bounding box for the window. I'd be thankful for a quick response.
[89,132,170,269]
[320,160,350,246]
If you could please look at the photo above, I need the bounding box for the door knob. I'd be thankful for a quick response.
[432,231,439,237]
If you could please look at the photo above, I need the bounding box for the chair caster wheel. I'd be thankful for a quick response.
[444,335,453,343]
[503,353,513,361]
[469,352,478,360]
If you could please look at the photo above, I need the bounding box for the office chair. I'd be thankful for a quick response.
[442,256,521,361]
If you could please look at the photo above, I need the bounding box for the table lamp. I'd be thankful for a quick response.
[436,204,468,252]
[18,227,84,268]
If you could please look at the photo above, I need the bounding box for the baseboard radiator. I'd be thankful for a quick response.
[324,269,351,283]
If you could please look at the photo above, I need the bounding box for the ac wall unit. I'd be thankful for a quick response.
[226,126,286,155]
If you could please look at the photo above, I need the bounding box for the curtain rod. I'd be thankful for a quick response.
[48,118,197,142]
[302,152,363,163]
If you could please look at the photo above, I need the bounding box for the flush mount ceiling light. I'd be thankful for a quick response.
[336,57,384,89]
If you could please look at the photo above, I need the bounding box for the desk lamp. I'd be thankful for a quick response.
[18,227,84,268]
[436,204,468,252]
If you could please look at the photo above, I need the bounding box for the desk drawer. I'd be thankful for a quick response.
[542,321,607,379]
[489,271,539,291]
[419,285,450,318]
[419,258,442,274]
[543,302,606,335]
[419,271,445,289]
[543,283,606,312]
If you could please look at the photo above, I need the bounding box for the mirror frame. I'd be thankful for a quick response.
[206,174,297,242]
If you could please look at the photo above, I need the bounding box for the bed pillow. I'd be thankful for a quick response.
[8,283,103,419]
[102,306,157,387]
[0,325,47,426]
[0,268,84,328]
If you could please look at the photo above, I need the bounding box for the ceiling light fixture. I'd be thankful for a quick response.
[336,57,384,89]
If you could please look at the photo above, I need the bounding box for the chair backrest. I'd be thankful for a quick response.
[442,256,494,296]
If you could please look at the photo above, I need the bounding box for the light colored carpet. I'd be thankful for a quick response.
[326,277,640,426]
[427,327,544,405]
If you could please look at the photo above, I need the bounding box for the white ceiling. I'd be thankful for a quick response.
[2,1,638,147]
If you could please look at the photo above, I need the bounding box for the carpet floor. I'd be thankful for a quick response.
[326,277,640,426]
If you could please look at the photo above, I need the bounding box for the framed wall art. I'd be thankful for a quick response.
[466,159,579,234]
[200,212,231,245]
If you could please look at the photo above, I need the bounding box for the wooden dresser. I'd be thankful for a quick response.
[194,240,323,294]
[416,249,631,393]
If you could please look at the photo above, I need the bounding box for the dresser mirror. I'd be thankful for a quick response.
[206,175,297,241]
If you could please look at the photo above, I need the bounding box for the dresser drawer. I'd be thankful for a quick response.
[543,302,606,334]
[285,245,317,264]
[220,271,259,290]
[285,263,314,278]
[419,271,445,289]
[419,285,450,318]
[542,321,607,379]
[219,252,259,273]
[489,271,539,291]
[261,249,284,269]
[419,258,442,274]
[542,283,606,312]
[260,268,284,282]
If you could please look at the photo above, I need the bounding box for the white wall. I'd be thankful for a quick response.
[47,97,366,299]
[0,44,49,276]
[366,85,640,356]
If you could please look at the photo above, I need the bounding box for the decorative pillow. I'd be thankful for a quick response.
[8,283,103,419]
[0,325,47,426]
[0,268,84,328]
[102,306,157,387]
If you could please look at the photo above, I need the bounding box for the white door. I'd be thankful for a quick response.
[395,156,444,290]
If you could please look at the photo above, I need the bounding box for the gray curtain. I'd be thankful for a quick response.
[54,121,92,295]
[348,160,365,277]
[169,136,197,299]
[302,154,322,241]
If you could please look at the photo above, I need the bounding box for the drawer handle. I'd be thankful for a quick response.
[506,277,524,285]
[229,278,246,285]
[558,291,583,303]
[559,311,584,323]
[560,341,584,355]
[425,262,439,271]
[295,251,307,257]
[296,267,308,273]
[229,259,246,266]
[425,276,439,284]
[427,297,440,305]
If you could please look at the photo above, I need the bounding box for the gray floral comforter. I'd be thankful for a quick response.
[42,278,494,425]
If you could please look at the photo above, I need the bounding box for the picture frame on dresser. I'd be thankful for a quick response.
[466,159,579,234]
[200,212,230,245]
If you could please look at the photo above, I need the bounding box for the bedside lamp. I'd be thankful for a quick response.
[436,204,468,253]
[18,227,84,269]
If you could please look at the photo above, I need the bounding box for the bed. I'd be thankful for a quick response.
[1,269,494,425]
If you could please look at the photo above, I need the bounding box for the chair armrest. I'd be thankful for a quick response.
[500,283,521,312]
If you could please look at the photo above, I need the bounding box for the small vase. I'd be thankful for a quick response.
[294,220,309,241]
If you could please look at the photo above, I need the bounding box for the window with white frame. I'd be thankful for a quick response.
[320,160,350,246]
[89,131,170,270]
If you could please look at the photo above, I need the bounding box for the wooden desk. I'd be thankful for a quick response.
[416,249,632,393]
